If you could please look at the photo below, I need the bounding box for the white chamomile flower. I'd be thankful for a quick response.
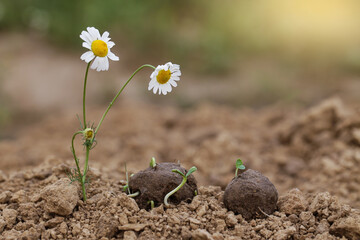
[148,62,181,95]
[80,27,119,71]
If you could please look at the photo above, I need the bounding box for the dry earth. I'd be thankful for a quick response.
[0,97,360,239]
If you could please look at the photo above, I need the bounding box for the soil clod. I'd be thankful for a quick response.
[40,178,80,216]
[223,169,278,220]
[128,162,197,209]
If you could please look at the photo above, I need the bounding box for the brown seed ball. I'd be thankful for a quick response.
[128,163,197,209]
[223,169,278,220]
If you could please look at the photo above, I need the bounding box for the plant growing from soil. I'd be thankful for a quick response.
[164,166,197,207]
[69,27,182,201]
[128,162,198,209]
[235,158,246,177]
[224,160,278,219]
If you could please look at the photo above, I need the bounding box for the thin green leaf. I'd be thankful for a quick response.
[186,166,197,177]
[76,114,83,129]
[172,169,186,177]
[239,165,246,170]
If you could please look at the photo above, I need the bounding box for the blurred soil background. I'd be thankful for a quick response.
[1,0,360,208]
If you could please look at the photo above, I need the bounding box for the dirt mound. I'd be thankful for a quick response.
[276,98,360,208]
[0,161,359,239]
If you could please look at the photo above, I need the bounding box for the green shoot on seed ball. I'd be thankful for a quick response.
[150,157,157,168]
[148,200,155,210]
[164,166,197,207]
[235,159,246,177]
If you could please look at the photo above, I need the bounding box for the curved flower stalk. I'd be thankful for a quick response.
[70,27,182,201]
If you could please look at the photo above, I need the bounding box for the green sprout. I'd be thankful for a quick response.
[235,159,246,177]
[123,163,131,194]
[122,163,140,198]
[150,157,156,168]
[128,191,140,198]
[148,200,155,210]
[164,166,197,207]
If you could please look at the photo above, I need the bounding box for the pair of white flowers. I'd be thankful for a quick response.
[80,27,181,95]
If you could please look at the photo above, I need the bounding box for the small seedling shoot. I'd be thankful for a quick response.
[164,166,197,207]
[150,157,157,168]
[122,163,131,194]
[123,165,140,198]
[148,200,155,210]
[235,158,246,177]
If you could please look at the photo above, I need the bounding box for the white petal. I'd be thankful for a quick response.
[153,85,159,94]
[80,51,95,63]
[80,31,93,44]
[102,31,110,41]
[148,79,156,90]
[82,42,91,50]
[170,80,177,87]
[165,83,172,93]
[96,57,108,71]
[91,57,100,70]
[172,73,181,78]
[107,51,119,61]
[150,71,157,79]
[107,41,115,48]
[172,69,181,76]
[148,84,153,91]
[103,57,109,71]
[172,76,180,81]
[88,27,100,40]
[97,58,106,71]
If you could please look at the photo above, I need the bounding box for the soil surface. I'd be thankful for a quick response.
[1,97,360,239]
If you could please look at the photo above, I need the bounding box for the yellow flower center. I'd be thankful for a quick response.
[156,70,171,84]
[91,40,108,57]
[84,128,94,140]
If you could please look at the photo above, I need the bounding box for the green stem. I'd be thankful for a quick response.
[81,145,90,201]
[125,163,130,194]
[95,64,155,134]
[83,62,91,129]
[71,131,89,201]
[71,131,83,175]
[235,168,238,178]
[128,191,140,198]
[164,176,187,207]
[149,200,155,209]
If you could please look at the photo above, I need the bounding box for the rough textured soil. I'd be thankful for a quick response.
[1,97,360,239]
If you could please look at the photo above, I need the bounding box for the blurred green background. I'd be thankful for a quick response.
[1,0,360,130]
